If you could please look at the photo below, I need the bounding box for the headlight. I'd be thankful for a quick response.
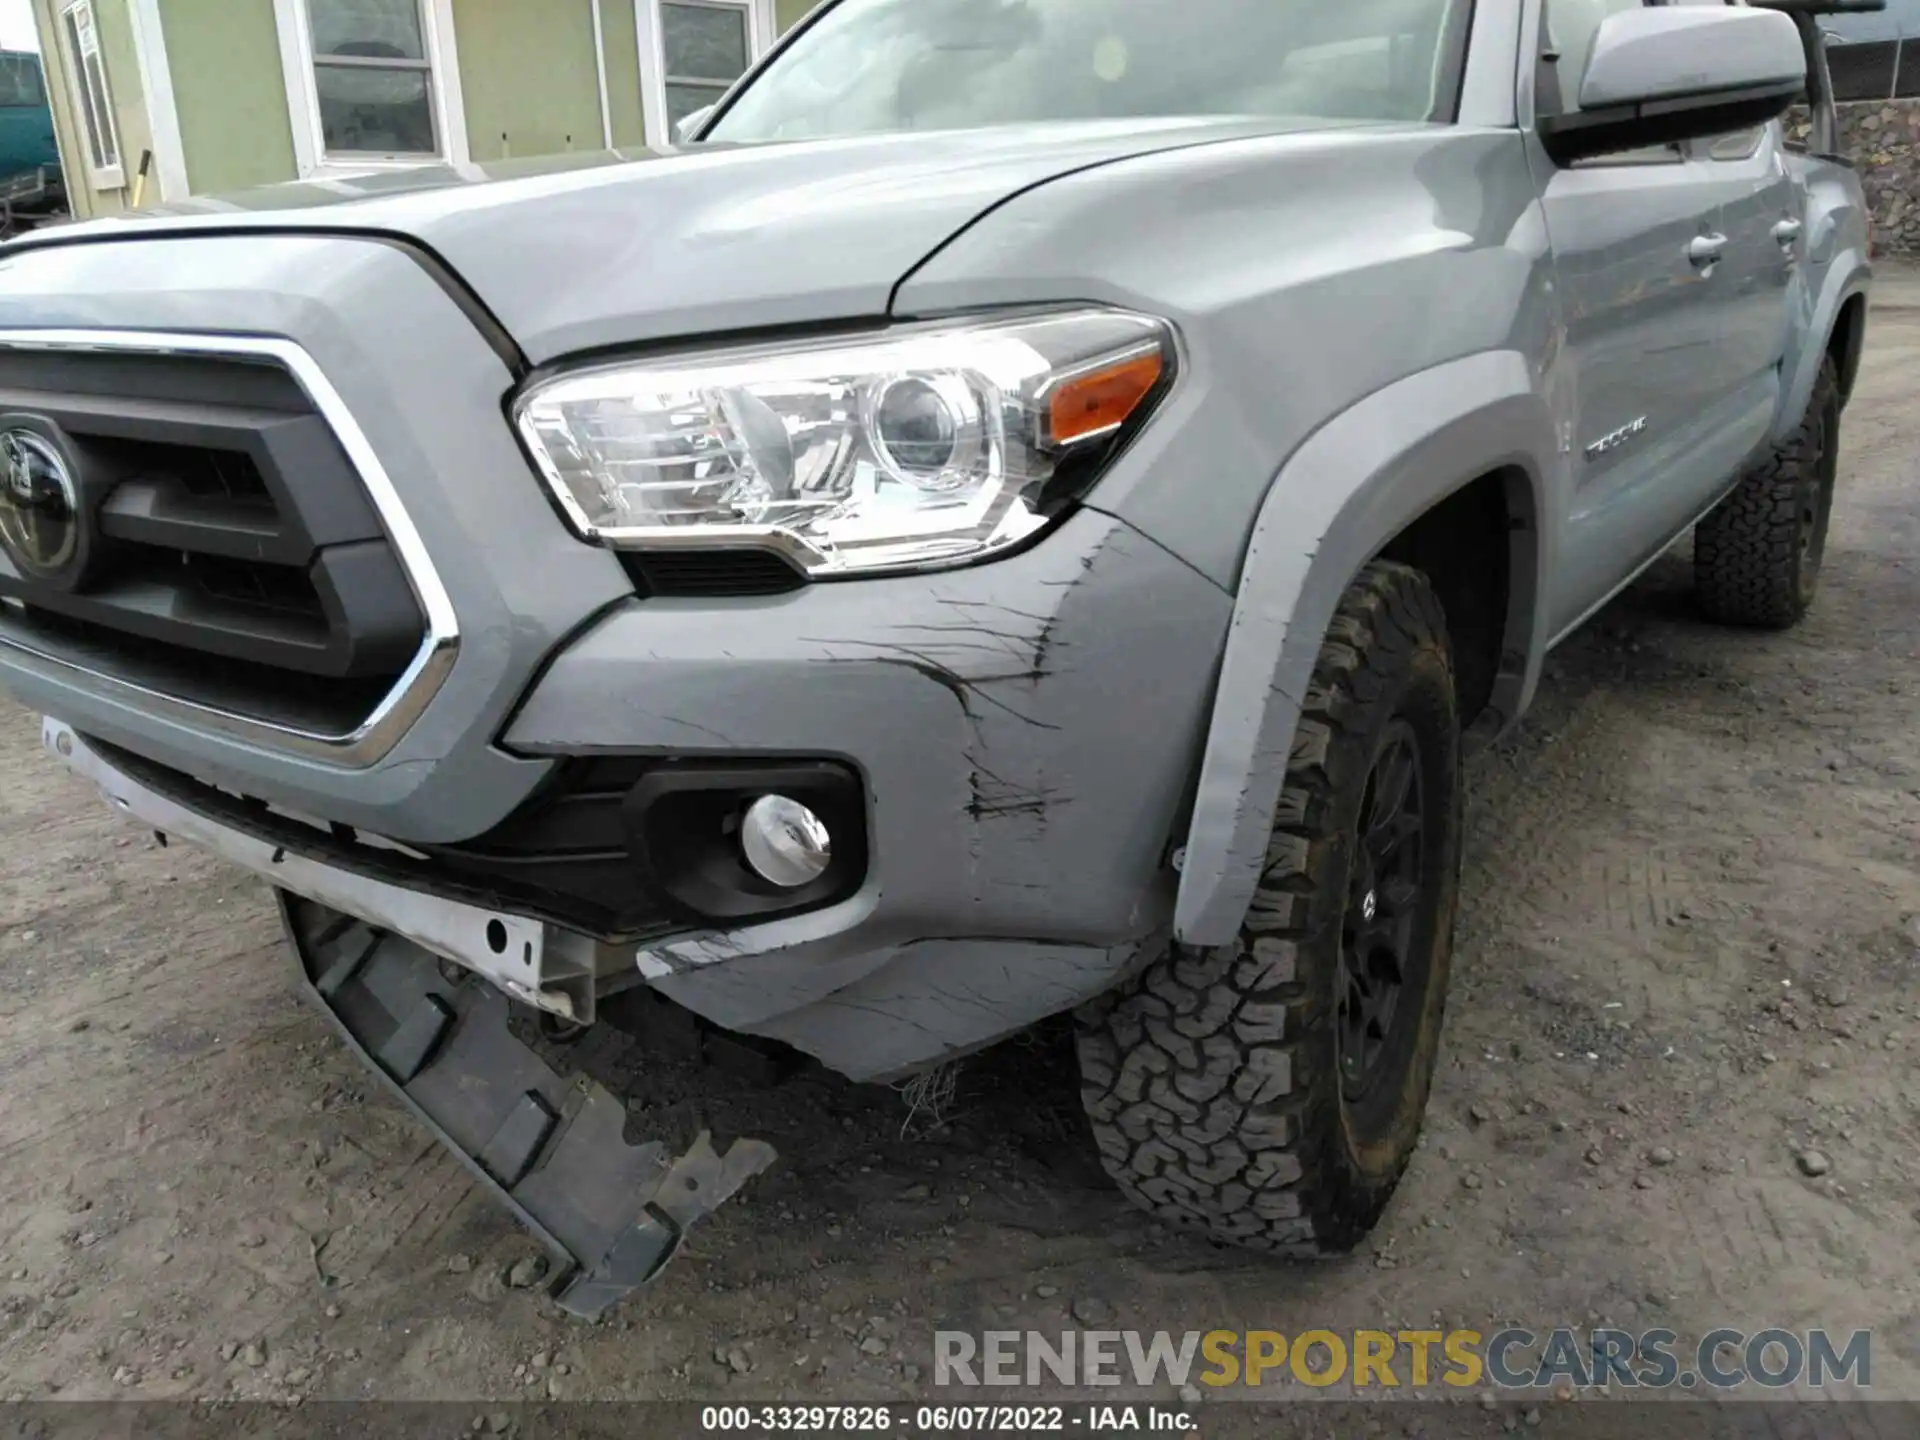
[513,309,1175,578]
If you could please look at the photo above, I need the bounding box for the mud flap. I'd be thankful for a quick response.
[280,893,775,1319]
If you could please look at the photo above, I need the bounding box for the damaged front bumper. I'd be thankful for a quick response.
[35,503,1233,1083]
[47,718,773,1318]
[45,718,611,1025]
[35,504,1236,1306]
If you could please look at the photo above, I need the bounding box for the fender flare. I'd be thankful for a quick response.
[1173,349,1558,948]
[1776,245,1870,440]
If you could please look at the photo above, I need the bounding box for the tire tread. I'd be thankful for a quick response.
[1695,357,1839,630]
[1076,560,1454,1254]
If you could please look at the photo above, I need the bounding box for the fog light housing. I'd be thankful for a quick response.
[624,759,866,923]
[740,794,831,888]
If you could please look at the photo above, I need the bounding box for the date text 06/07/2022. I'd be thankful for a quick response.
[699,1405,1196,1433]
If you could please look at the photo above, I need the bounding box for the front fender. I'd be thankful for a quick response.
[1776,231,1869,440]
[1173,350,1557,948]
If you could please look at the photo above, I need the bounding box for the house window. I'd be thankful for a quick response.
[59,0,121,185]
[660,0,754,131]
[305,0,438,157]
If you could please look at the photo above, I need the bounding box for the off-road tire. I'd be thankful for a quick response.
[1694,356,1841,630]
[1076,561,1462,1254]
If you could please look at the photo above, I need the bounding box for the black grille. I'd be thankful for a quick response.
[622,548,806,597]
[90,739,680,943]
[420,754,670,936]
[0,349,425,737]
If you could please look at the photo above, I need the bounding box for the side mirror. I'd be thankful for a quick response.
[1540,6,1806,166]
[672,104,716,145]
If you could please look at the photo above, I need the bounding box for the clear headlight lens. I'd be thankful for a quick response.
[513,309,1175,577]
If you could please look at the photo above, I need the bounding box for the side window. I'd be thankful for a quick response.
[1540,0,1679,165]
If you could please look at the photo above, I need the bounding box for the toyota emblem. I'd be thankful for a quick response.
[0,428,80,580]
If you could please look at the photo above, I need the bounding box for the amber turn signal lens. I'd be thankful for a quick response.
[1048,351,1164,447]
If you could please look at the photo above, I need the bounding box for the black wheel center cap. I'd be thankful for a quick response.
[1338,722,1426,1106]
[1795,396,1839,583]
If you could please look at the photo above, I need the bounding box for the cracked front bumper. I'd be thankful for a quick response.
[503,508,1232,1078]
[47,717,774,1317]
[48,506,1231,1080]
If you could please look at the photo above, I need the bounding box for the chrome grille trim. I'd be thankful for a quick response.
[0,328,459,767]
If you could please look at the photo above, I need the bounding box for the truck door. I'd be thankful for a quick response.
[1530,0,1779,640]
[1689,119,1803,431]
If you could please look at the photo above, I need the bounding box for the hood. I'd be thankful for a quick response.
[13,120,1349,363]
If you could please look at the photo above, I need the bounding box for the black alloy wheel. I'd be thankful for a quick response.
[1338,720,1428,1119]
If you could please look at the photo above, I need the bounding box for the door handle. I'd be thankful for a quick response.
[1773,218,1803,247]
[1688,233,1729,268]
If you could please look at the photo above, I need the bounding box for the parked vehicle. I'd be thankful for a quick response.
[0,0,1872,1314]
[0,50,64,230]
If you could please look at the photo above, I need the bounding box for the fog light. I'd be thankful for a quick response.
[740,794,832,889]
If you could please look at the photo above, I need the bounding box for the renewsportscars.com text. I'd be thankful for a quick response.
[934,1328,1871,1392]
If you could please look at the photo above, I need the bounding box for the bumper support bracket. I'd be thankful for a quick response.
[282,892,775,1319]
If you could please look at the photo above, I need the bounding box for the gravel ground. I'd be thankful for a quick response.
[0,275,1917,1422]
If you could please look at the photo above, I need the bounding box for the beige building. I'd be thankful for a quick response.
[32,0,822,219]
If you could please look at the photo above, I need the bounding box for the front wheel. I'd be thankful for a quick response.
[1076,561,1462,1254]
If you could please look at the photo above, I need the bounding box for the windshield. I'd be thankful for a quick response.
[0,54,44,110]
[706,0,1470,143]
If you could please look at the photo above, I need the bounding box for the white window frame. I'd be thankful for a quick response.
[126,0,190,202]
[57,0,123,191]
[272,0,470,179]
[636,0,778,147]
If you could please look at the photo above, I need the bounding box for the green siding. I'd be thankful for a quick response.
[33,0,831,219]
[775,0,818,34]
[162,0,295,195]
[598,0,646,148]
[31,0,91,214]
[91,0,151,195]
[453,0,605,161]
[35,0,154,216]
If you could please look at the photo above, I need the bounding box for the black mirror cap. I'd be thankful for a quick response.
[1748,0,1884,13]
[1539,79,1804,167]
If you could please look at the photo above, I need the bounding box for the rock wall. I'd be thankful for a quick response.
[1789,101,1920,255]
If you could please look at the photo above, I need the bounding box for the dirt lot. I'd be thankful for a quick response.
[1,281,1917,1421]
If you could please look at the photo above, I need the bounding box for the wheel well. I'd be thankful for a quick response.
[1829,293,1867,407]
[1378,468,1531,738]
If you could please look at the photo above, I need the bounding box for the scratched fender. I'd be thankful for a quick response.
[504,507,1231,1080]
[1172,351,1557,948]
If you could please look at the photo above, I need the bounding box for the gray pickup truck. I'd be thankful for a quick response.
[0,0,1874,1314]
